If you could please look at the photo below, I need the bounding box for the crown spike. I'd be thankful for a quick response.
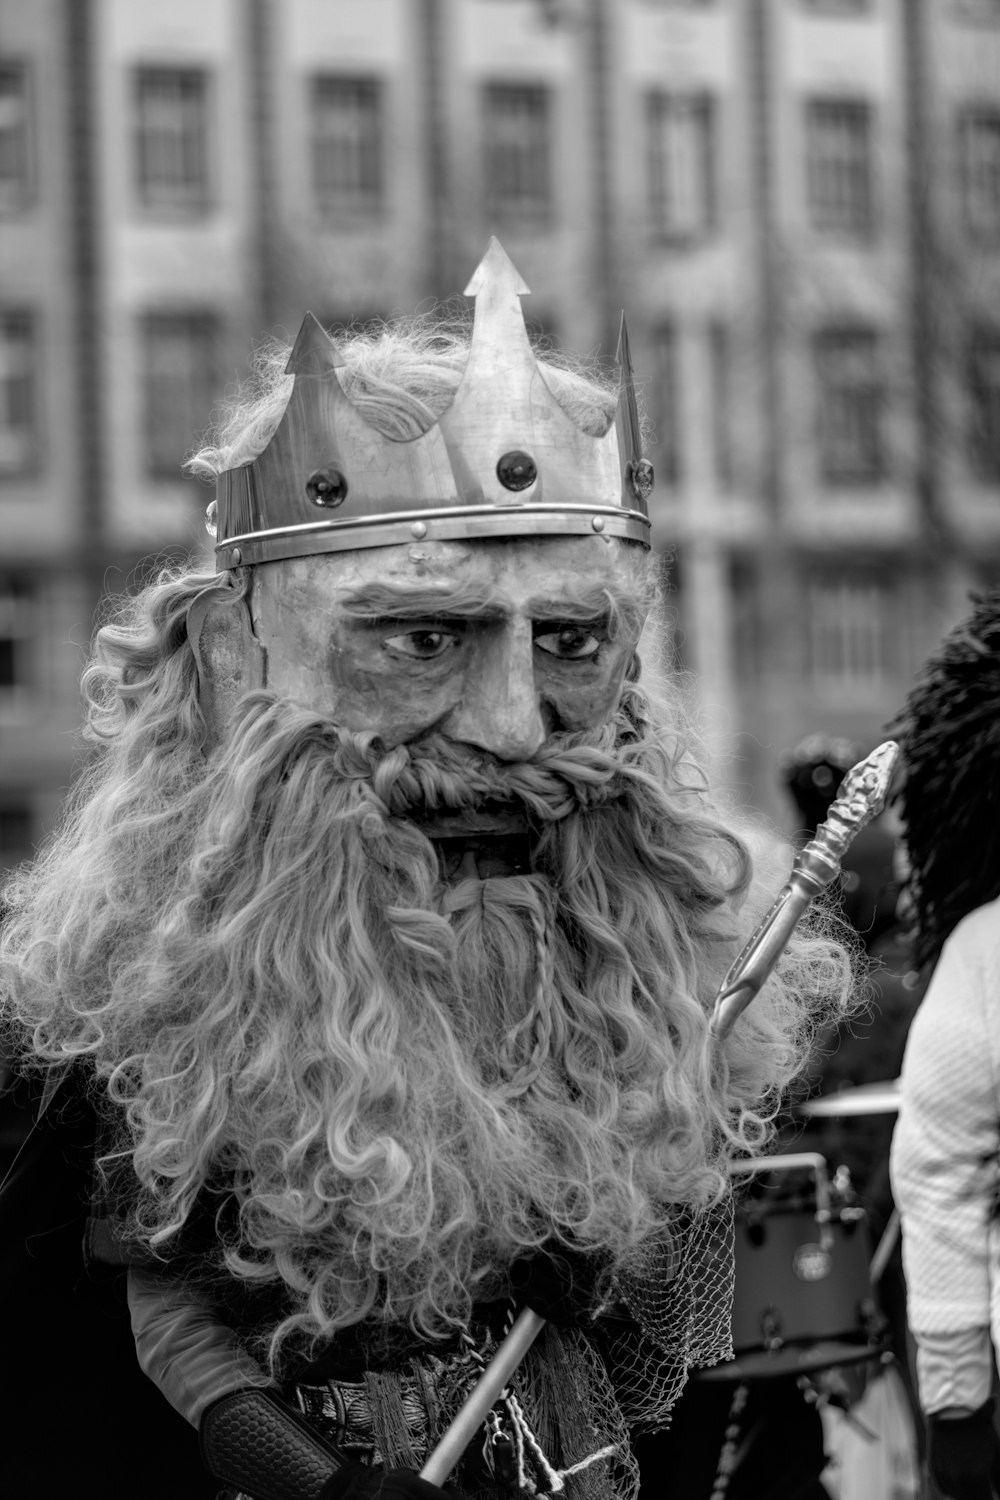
[442,240,569,505]
[463,236,531,301]
[462,236,535,376]
[615,312,642,475]
[285,312,345,377]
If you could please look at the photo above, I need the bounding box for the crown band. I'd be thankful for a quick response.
[212,238,653,569]
[215,502,651,568]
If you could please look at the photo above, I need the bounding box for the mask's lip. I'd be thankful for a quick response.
[404,804,529,839]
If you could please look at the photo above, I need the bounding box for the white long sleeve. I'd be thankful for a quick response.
[914,1326,994,1416]
[890,898,1000,1413]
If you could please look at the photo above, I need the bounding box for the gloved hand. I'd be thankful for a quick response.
[508,1243,607,1325]
[201,1387,448,1500]
[927,1400,998,1500]
[322,1466,447,1500]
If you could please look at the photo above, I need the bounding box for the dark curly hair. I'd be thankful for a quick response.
[891,588,1000,972]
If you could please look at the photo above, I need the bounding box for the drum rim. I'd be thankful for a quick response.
[694,1337,884,1382]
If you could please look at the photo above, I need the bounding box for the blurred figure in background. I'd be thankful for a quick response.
[781,735,921,1226]
[891,588,1000,1500]
[780,731,910,959]
[782,734,896,952]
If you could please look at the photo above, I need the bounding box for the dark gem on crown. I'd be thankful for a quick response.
[496,451,537,492]
[306,468,349,507]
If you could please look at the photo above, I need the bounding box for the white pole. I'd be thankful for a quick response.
[418,1308,546,1486]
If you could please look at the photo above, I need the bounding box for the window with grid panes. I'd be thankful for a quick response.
[801,1,871,12]
[959,107,1000,240]
[134,67,211,212]
[311,76,383,217]
[954,1,1000,23]
[646,92,716,241]
[805,97,875,237]
[0,575,35,697]
[969,327,1000,480]
[652,324,681,485]
[813,328,885,484]
[0,309,38,473]
[805,571,895,694]
[0,61,33,210]
[482,83,552,225]
[141,313,218,479]
[709,321,732,489]
[728,556,760,684]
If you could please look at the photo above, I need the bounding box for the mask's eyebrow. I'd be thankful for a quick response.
[527,584,644,638]
[526,585,619,618]
[338,579,644,633]
[339,580,505,619]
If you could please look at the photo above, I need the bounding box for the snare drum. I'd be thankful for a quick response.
[699,1153,884,1382]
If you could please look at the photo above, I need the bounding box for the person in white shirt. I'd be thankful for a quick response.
[891,588,1000,1500]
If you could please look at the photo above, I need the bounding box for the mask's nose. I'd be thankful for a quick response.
[442,620,546,762]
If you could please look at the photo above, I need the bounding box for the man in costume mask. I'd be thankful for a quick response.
[1,242,853,1500]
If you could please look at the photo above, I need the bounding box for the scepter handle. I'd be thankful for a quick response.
[418,1307,546,1485]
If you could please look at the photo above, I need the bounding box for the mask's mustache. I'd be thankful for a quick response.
[220,694,632,829]
[367,730,627,824]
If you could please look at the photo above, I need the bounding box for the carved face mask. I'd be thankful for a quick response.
[248,534,649,876]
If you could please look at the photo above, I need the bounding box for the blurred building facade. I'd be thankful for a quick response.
[3,0,1000,864]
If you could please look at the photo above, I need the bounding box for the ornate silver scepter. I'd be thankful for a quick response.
[419,740,899,1487]
[710,739,899,1040]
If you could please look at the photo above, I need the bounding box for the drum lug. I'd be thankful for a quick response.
[760,1307,784,1351]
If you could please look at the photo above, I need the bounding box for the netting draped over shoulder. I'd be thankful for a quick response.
[290,1199,734,1500]
[604,1196,735,1432]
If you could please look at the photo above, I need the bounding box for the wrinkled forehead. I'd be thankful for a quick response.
[249,534,652,634]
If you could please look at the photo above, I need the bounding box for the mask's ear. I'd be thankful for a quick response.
[187,589,265,754]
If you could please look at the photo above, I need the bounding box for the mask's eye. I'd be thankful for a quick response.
[534,624,603,660]
[383,629,460,661]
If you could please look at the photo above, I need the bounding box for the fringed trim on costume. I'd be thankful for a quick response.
[498,1385,615,1495]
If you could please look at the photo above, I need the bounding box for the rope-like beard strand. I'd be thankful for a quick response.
[2,689,846,1357]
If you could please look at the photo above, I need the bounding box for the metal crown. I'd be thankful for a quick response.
[212,238,653,569]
